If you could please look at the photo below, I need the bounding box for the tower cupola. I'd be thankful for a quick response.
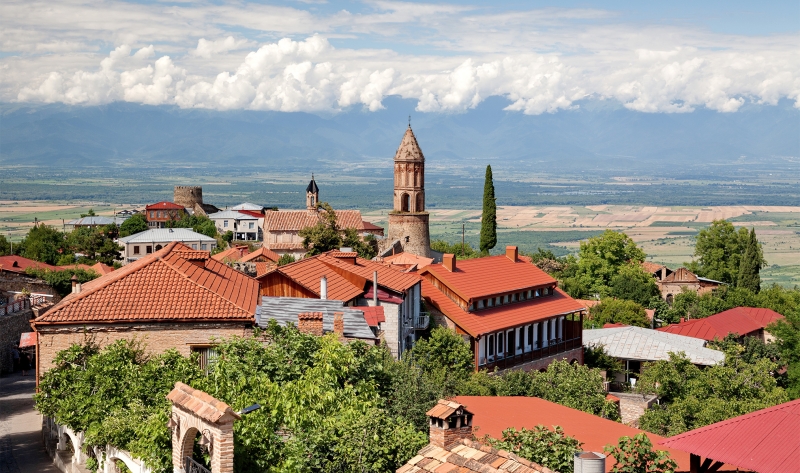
[393,125,425,213]
[306,175,319,211]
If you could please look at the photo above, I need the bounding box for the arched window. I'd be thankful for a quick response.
[401,193,410,212]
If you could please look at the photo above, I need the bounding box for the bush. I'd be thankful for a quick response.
[589,299,650,328]
[604,433,677,473]
[486,426,582,473]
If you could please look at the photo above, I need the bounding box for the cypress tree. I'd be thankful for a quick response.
[479,165,497,254]
[737,227,762,293]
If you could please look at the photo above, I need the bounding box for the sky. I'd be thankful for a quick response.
[1,0,798,115]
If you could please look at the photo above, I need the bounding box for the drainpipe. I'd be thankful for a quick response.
[373,271,378,306]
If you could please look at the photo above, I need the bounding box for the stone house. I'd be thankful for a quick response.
[118,228,217,263]
[642,263,724,303]
[262,177,383,259]
[419,246,587,372]
[145,201,186,229]
[256,250,422,358]
[30,241,259,385]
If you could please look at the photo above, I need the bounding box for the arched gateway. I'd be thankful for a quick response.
[167,382,240,473]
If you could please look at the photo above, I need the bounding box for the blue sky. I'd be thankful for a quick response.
[1,0,797,114]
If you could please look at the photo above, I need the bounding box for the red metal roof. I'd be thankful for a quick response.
[657,307,784,341]
[237,209,263,218]
[32,242,259,325]
[453,396,691,472]
[0,256,60,273]
[421,254,556,302]
[421,279,585,337]
[145,201,185,210]
[660,399,800,473]
[19,332,37,348]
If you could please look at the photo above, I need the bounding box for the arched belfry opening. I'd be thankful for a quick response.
[401,193,410,212]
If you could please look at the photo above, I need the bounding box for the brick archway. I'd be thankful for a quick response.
[167,382,240,473]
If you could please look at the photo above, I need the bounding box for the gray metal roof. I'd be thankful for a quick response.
[230,203,263,211]
[258,297,377,341]
[118,228,216,244]
[67,216,127,226]
[583,326,724,366]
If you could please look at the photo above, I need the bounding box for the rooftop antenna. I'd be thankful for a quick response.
[408,115,411,128]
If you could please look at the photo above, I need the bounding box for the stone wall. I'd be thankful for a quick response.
[173,186,203,209]
[0,271,60,302]
[611,392,659,426]
[387,212,431,258]
[36,322,251,381]
[0,309,33,373]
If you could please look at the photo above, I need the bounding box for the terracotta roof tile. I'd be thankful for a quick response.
[255,261,275,278]
[395,126,425,162]
[640,261,666,274]
[398,435,545,473]
[239,246,280,263]
[421,255,556,302]
[263,209,365,232]
[421,279,585,337]
[317,251,419,293]
[167,382,241,424]
[270,257,365,302]
[32,242,259,325]
[91,262,115,276]
[383,252,434,270]
[212,246,250,263]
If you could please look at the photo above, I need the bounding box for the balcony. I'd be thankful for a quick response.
[478,336,583,372]
[414,313,430,330]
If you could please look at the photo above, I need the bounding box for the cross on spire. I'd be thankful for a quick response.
[408,115,411,128]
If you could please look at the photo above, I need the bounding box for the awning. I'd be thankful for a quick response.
[19,332,37,348]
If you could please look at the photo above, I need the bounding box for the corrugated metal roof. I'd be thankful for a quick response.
[230,202,263,211]
[657,307,784,341]
[421,279,585,337]
[258,296,376,340]
[66,216,127,226]
[660,399,800,473]
[118,228,216,244]
[583,326,724,366]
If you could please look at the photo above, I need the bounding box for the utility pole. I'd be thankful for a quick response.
[462,223,465,257]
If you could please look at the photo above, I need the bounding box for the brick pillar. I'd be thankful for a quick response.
[210,423,235,473]
[298,312,323,336]
[333,312,345,341]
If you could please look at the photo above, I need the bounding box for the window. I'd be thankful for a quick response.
[149,211,154,218]
[504,295,509,303]
[249,222,254,229]
[526,325,533,351]
[146,246,152,254]
[191,346,218,372]
[192,244,197,249]
[497,334,504,357]
[488,334,495,357]
[507,330,515,355]
[496,297,502,306]
[224,220,228,227]
[487,298,493,308]
[535,289,540,297]
[477,300,484,309]
[201,244,208,250]
[512,293,518,302]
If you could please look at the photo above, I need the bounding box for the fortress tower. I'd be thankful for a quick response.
[387,125,431,257]
[174,186,204,209]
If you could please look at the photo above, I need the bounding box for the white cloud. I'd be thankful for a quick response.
[3,0,799,113]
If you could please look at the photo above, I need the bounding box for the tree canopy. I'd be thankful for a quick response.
[688,220,765,286]
[768,309,800,399]
[589,299,651,328]
[299,202,377,259]
[119,214,148,237]
[20,224,66,265]
[479,165,497,254]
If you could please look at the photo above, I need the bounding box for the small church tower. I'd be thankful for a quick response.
[306,175,319,211]
[387,124,431,257]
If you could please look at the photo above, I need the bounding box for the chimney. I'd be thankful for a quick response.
[680,317,685,323]
[506,246,518,261]
[332,249,357,265]
[443,253,456,272]
[71,275,78,294]
[372,271,378,306]
[320,276,328,300]
[333,312,345,341]
[298,312,324,336]
[427,400,473,449]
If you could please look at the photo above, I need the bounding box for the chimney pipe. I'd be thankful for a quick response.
[71,274,78,294]
[320,276,328,300]
[680,317,685,323]
[373,271,378,306]
[443,253,456,272]
[506,246,518,262]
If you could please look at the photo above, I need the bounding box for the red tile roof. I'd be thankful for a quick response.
[660,399,800,473]
[236,209,263,218]
[211,245,250,263]
[657,307,784,341]
[0,256,60,273]
[32,242,259,325]
[317,251,419,293]
[421,254,557,302]
[264,243,305,250]
[91,262,115,276]
[146,201,185,211]
[356,306,385,327]
[239,246,280,263]
[576,299,601,308]
[271,257,365,302]
[263,209,365,232]
[167,382,241,424]
[421,280,586,337]
[641,261,667,274]
[360,220,384,232]
[383,252,434,270]
[254,261,275,278]
[454,396,690,473]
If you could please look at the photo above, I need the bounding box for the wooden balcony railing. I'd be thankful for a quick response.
[478,337,583,372]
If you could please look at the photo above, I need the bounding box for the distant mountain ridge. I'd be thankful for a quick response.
[1,97,798,172]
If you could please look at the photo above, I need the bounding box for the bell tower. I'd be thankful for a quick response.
[388,124,431,257]
[306,175,319,211]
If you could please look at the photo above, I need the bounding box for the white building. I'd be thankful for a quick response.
[118,228,217,263]
[208,209,262,241]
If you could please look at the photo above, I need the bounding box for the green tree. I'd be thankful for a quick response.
[341,227,377,260]
[66,225,122,265]
[610,264,660,306]
[479,165,497,254]
[80,208,97,217]
[166,214,217,238]
[221,230,234,243]
[430,239,480,259]
[0,234,11,256]
[20,224,66,264]
[737,228,764,293]
[25,267,100,296]
[277,253,296,266]
[119,214,148,237]
[485,426,582,473]
[562,230,646,299]
[299,202,342,256]
[604,433,677,473]
[410,327,474,396]
[590,299,650,328]
[768,309,800,399]
[689,220,749,284]
[527,248,567,277]
[584,345,624,373]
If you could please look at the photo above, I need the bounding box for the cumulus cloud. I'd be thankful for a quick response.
[4,0,799,113]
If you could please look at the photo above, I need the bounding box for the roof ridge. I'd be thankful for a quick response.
[157,254,254,317]
[665,399,800,442]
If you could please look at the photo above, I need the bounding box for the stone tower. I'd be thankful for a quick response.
[306,175,319,211]
[174,186,203,209]
[387,125,431,257]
